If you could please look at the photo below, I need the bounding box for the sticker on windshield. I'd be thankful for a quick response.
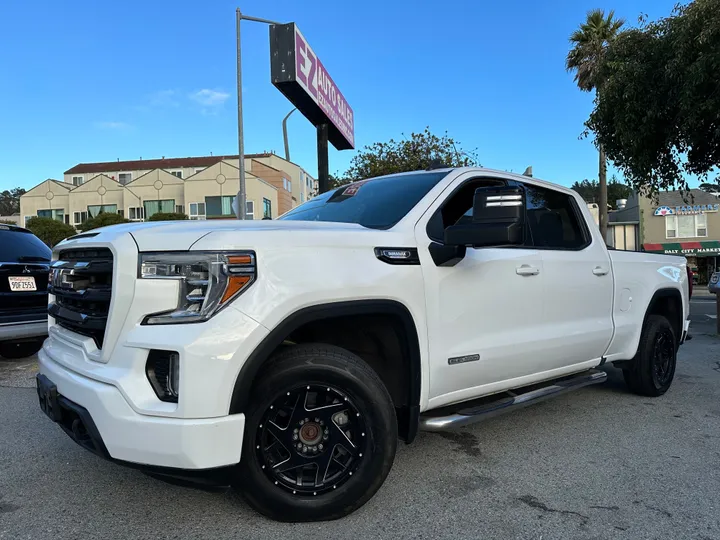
[342,180,370,196]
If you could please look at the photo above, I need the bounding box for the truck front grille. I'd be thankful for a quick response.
[48,248,113,348]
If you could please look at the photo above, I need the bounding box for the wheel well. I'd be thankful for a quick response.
[645,289,683,344]
[229,301,422,443]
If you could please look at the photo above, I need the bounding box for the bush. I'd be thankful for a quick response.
[147,212,188,221]
[0,219,18,225]
[26,217,78,247]
[78,212,129,232]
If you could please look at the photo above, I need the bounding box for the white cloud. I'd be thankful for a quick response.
[95,121,130,130]
[190,89,230,107]
[149,89,179,107]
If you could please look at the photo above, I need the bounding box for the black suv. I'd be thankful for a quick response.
[0,224,51,359]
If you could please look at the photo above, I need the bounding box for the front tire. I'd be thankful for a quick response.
[622,314,677,397]
[0,339,44,360]
[236,344,398,522]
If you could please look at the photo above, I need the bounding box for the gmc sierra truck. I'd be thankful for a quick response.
[36,167,691,522]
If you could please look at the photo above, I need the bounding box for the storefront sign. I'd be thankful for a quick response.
[654,203,719,216]
[643,241,720,256]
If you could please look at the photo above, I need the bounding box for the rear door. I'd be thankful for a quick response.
[524,184,614,368]
[0,227,51,327]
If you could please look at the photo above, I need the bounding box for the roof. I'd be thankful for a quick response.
[64,153,282,175]
[657,189,720,207]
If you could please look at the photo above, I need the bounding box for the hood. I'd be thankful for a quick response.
[126,219,369,251]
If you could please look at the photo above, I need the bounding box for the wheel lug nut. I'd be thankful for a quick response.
[319,444,324,450]
[294,428,299,433]
[315,418,320,422]
[297,443,302,449]
[303,445,308,452]
[312,447,318,453]
[293,434,298,441]
[323,435,328,441]
[300,419,305,425]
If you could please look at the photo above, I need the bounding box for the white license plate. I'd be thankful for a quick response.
[8,276,37,292]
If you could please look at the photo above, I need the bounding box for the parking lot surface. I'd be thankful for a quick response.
[1,325,719,539]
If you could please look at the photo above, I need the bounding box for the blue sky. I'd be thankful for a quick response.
[0,0,684,193]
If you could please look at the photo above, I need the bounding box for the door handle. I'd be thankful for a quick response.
[516,264,540,276]
[593,266,609,276]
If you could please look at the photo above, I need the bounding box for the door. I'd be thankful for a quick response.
[524,183,614,368]
[416,175,547,407]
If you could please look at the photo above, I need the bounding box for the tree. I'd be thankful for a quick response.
[78,212,129,232]
[566,9,625,240]
[0,188,26,215]
[588,0,720,195]
[571,176,632,207]
[26,217,78,247]
[699,182,720,193]
[343,127,480,181]
[147,212,188,221]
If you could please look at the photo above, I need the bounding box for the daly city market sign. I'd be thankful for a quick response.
[270,23,354,150]
[654,204,719,216]
[643,241,720,256]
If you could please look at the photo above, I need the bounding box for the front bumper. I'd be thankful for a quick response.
[0,318,48,342]
[38,345,246,470]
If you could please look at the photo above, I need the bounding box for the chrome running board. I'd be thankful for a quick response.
[419,369,607,432]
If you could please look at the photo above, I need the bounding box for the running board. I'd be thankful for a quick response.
[419,369,607,432]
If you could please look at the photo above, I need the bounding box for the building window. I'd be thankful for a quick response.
[205,195,235,218]
[282,178,292,193]
[246,200,254,220]
[263,198,272,219]
[195,168,206,174]
[117,209,124,217]
[666,214,708,239]
[87,204,118,218]
[188,202,206,220]
[143,199,175,219]
[72,176,84,186]
[118,173,132,185]
[300,193,305,203]
[175,205,183,214]
[169,171,183,179]
[37,209,65,222]
[128,207,144,221]
[73,211,88,225]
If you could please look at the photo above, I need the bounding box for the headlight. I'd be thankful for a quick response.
[139,251,256,324]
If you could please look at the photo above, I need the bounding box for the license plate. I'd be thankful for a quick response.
[8,276,37,292]
[36,374,61,422]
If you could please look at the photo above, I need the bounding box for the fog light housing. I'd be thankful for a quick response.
[146,349,180,403]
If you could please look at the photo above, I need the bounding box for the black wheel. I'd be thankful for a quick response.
[235,344,397,522]
[622,314,677,397]
[0,339,44,360]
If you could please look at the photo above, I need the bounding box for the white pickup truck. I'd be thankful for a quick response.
[37,167,691,521]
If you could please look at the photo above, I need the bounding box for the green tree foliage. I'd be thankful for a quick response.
[0,188,26,215]
[26,217,78,247]
[571,176,632,207]
[699,182,720,193]
[78,212,129,232]
[588,0,720,194]
[0,219,18,225]
[147,212,188,221]
[566,9,625,238]
[343,127,480,181]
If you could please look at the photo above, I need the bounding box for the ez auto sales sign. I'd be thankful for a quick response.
[270,23,355,150]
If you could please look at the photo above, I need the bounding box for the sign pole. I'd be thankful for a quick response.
[235,8,247,219]
[317,124,329,193]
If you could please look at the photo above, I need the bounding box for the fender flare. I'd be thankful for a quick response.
[228,300,422,441]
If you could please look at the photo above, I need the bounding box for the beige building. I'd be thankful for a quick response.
[21,153,316,228]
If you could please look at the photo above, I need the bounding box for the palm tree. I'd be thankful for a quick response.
[566,9,624,242]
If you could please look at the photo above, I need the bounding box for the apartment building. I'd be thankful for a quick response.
[21,153,316,228]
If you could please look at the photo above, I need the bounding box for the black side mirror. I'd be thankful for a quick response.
[444,186,525,248]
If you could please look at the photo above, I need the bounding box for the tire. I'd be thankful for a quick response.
[235,343,398,522]
[0,339,44,360]
[622,314,677,397]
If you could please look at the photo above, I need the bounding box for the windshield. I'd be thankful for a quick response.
[279,171,450,229]
[0,228,51,262]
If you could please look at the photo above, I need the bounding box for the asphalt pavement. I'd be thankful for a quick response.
[1,302,719,540]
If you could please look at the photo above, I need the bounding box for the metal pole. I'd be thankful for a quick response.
[282,108,297,162]
[317,124,329,193]
[235,8,247,219]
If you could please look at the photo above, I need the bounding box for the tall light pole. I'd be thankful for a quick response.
[282,108,297,162]
[235,9,284,219]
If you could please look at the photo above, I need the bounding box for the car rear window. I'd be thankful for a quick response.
[0,228,52,262]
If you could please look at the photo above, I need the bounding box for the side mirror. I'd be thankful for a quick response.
[444,186,525,248]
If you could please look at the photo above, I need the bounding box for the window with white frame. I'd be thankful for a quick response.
[169,171,183,179]
[282,178,292,193]
[665,214,708,238]
[175,205,183,214]
[73,211,88,225]
[128,207,144,221]
[300,193,305,203]
[72,176,84,186]
[188,202,206,220]
[246,200,254,220]
[118,173,132,185]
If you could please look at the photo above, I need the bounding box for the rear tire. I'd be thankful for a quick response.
[0,339,44,360]
[622,314,676,397]
[235,343,397,522]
